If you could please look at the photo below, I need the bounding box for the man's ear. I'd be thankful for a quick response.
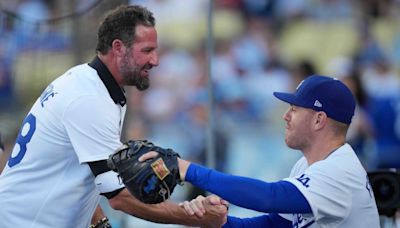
[314,111,327,130]
[111,39,125,57]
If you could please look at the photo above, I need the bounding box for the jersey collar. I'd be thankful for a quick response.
[89,56,126,107]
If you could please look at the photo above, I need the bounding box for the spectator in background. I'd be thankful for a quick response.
[367,93,400,168]
[0,59,13,107]
[14,0,50,49]
[11,0,70,51]
[290,59,316,89]
[0,15,18,108]
[355,53,400,168]
[177,90,229,200]
[354,23,386,69]
[361,58,400,99]
[182,94,228,172]
[342,68,374,166]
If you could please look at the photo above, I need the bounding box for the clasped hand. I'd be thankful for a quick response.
[180,194,229,228]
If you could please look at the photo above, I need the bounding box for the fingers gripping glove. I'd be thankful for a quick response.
[107,140,182,204]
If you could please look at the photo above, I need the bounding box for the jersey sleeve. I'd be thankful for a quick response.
[63,95,123,163]
[186,163,311,214]
[223,213,291,228]
[282,161,352,223]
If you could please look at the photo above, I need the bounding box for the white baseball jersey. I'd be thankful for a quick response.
[279,143,380,227]
[0,58,126,228]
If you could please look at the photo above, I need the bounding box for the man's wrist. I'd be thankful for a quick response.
[178,158,190,181]
[89,216,112,228]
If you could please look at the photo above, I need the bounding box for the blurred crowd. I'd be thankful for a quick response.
[1,0,400,226]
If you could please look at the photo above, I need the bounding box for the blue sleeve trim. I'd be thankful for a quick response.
[223,213,291,228]
[186,163,311,213]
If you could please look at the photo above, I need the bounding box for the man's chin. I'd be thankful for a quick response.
[127,76,149,91]
[135,82,149,91]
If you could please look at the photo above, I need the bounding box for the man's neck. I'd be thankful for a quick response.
[303,136,345,165]
[98,54,123,86]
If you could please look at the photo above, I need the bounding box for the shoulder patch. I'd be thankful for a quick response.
[296,174,311,188]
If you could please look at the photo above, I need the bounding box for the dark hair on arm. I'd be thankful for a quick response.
[96,5,155,54]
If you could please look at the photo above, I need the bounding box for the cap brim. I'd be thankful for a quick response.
[273,92,297,105]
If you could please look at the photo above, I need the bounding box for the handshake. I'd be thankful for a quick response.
[107,140,229,227]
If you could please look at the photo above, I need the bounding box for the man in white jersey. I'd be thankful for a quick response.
[158,75,380,227]
[0,5,227,228]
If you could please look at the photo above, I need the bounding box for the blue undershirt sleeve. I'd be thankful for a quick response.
[223,213,291,228]
[186,163,311,214]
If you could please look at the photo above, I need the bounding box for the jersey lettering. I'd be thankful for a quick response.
[296,174,310,188]
[40,84,58,107]
[293,214,315,228]
[8,113,36,167]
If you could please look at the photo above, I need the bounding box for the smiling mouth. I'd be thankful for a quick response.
[142,69,149,75]
[143,66,152,72]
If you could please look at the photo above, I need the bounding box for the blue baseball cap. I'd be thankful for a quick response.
[273,75,356,124]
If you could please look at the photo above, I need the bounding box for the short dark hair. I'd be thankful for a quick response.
[96,5,155,54]
[330,119,350,136]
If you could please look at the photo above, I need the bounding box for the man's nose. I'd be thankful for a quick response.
[283,108,290,121]
[150,51,159,67]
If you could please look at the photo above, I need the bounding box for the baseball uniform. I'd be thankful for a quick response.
[0,57,125,228]
[279,143,380,227]
[184,144,380,227]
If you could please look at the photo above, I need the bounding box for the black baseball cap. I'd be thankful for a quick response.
[273,75,356,124]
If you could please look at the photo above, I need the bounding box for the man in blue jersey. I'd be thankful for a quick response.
[142,75,380,227]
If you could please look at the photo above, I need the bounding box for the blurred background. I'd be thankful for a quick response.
[1,0,400,227]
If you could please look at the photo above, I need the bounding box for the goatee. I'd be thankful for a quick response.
[134,76,150,91]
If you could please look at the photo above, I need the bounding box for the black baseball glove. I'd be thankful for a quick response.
[107,140,182,204]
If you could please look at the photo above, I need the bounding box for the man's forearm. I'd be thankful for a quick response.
[109,188,225,227]
[185,163,311,214]
[91,205,107,225]
[178,158,190,180]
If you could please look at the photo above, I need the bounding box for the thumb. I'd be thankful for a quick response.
[138,151,158,162]
[207,195,222,205]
